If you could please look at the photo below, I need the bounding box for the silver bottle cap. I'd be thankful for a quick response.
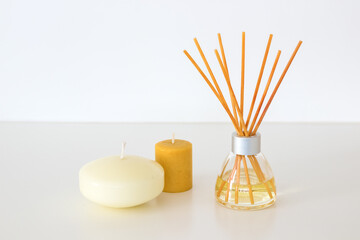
[231,132,261,155]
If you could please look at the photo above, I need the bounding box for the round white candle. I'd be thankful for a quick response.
[79,154,164,208]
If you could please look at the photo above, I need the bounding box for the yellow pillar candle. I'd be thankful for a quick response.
[79,143,164,208]
[155,135,192,193]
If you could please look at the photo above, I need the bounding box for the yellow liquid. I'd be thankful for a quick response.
[215,169,276,210]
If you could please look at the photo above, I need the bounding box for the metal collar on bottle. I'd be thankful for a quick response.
[231,132,261,155]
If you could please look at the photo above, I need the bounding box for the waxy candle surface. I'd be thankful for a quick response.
[155,139,192,193]
[79,155,164,208]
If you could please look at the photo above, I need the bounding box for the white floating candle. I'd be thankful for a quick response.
[79,143,164,208]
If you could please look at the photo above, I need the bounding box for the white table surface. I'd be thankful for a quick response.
[0,122,359,240]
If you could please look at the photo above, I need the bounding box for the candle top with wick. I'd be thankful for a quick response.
[156,138,192,150]
[80,142,163,184]
[157,139,191,148]
[80,155,163,184]
[156,134,192,150]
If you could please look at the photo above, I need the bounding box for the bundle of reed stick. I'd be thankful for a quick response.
[184,32,302,205]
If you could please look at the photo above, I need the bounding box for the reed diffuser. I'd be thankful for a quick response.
[184,32,302,210]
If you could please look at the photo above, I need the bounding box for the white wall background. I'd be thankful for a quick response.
[0,0,359,122]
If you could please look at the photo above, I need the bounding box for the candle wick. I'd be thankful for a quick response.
[172,133,175,144]
[120,141,126,159]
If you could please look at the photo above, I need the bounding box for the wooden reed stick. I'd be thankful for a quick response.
[249,155,273,199]
[232,99,239,128]
[269,181,276,193]
[242,155,254,204]
[218,33,239,126]
[183,50,242,135]
[249,50,281,134]
[215,50,249,136]
[216,157,234,198]
[218,33,229,74]
[241,32,245,117]
[245,34,273,127]
[216,156,231,197]
[219,158,230,179]
[192,39,243,136]
[251,155,276,192]
[216,181,226,198]
[193,38,224,100]
[253,41,302,134]
[235,155,241,204]
[225,160,238,202]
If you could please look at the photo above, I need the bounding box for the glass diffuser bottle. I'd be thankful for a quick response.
[184,32,302,210]
[215,132,276,210]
